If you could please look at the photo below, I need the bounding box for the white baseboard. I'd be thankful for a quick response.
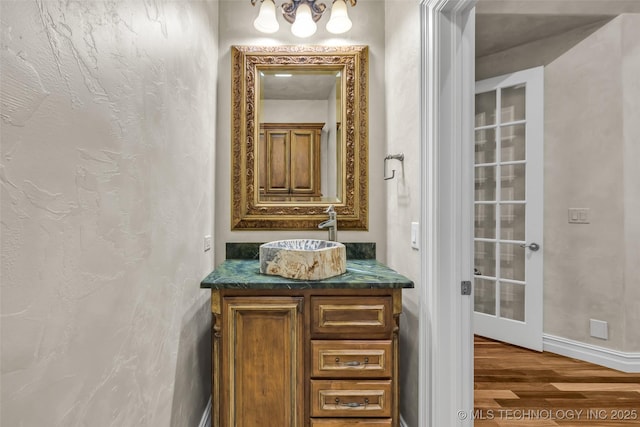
[543,334,640,373]
[198,397,212,427]
[400,414,408,427]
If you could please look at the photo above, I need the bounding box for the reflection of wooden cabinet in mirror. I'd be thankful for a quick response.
[259,123,324,197]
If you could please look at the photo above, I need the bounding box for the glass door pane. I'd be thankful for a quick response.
[501,85,525,122]
[475,91,496,127]
[475,278,496,316]
[500,282,525,321]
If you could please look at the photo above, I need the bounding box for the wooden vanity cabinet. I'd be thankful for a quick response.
[210,289,402,427]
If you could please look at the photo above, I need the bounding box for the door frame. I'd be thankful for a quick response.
[419,1,476,426]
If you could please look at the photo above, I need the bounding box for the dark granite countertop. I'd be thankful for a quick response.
[200,259,414,290]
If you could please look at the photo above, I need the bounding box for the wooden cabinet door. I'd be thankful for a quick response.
[258,130,265,193]
[265,129,290,194]
[290,128,320,195]
[222,297,304,427]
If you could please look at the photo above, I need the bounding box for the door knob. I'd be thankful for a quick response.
[520,242,540,251]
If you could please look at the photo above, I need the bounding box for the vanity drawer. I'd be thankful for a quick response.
[311,380,392,418]
[311,296,393,338]
[311,340,392,378]
[310,419,392,427]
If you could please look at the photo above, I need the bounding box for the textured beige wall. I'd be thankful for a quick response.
[477,14,640,353]
[214,0,387,265]
[621,14,640,352]
[0,1,218,425]
[384,2,421,426]
[544,16,627,350]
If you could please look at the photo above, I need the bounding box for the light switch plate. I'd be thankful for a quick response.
[411,222,419,250]
[204,235,212,252]
[568,208,590,224]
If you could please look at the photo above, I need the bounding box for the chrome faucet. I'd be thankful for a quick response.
[318,205,337,242]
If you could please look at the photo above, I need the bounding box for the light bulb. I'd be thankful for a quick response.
[291,4,317,38]
[254,0,279,34]
[326,0,352,34]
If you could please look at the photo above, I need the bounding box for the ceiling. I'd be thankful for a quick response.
[262,72,338,100]
[475,14,614,58]
[262,14,617,96]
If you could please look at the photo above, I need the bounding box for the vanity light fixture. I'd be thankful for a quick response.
[253,0,280,33]
[251,0,356,38]
[290,3,317,38]
[325,0,352,34]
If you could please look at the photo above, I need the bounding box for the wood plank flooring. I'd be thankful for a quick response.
[474,336,640,426]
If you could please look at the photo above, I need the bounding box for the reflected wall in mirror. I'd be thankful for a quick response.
[231,45,368,230]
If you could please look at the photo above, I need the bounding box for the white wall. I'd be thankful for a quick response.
[261,99,328,123]
[0,1,218,425]
[215,0,387,264]
[384,2,421,426]
[326,82,338,199]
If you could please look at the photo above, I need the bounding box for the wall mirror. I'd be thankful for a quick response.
[231,45,368,230]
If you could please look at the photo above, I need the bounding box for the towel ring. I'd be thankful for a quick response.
[384,153,404,180]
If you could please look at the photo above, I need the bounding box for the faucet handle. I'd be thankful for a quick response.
[325,205,335,213]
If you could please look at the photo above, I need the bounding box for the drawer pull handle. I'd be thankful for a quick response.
[335,397,369,407]
[334,357,369,366]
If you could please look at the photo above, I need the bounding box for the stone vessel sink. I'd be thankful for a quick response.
[259,239,346,280]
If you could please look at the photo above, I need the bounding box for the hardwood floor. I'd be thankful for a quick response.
[474,336,640,426]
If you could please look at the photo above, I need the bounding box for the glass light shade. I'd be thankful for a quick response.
[326,0,352,34]
[291,4,317,38]
[253,0,279,34]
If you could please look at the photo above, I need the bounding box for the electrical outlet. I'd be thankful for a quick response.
[590,319,608,340]
[204,235,212,252]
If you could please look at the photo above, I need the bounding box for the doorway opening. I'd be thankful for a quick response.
[473,66,544,352]
[472,4,640,423]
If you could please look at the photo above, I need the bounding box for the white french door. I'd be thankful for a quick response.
[474,67,544,351]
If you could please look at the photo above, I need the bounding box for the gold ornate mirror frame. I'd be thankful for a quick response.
[231,45,368,230]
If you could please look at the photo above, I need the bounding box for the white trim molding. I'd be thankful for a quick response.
[419,1,477,427]
[198,397,212,427]
[544,334,640,373]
